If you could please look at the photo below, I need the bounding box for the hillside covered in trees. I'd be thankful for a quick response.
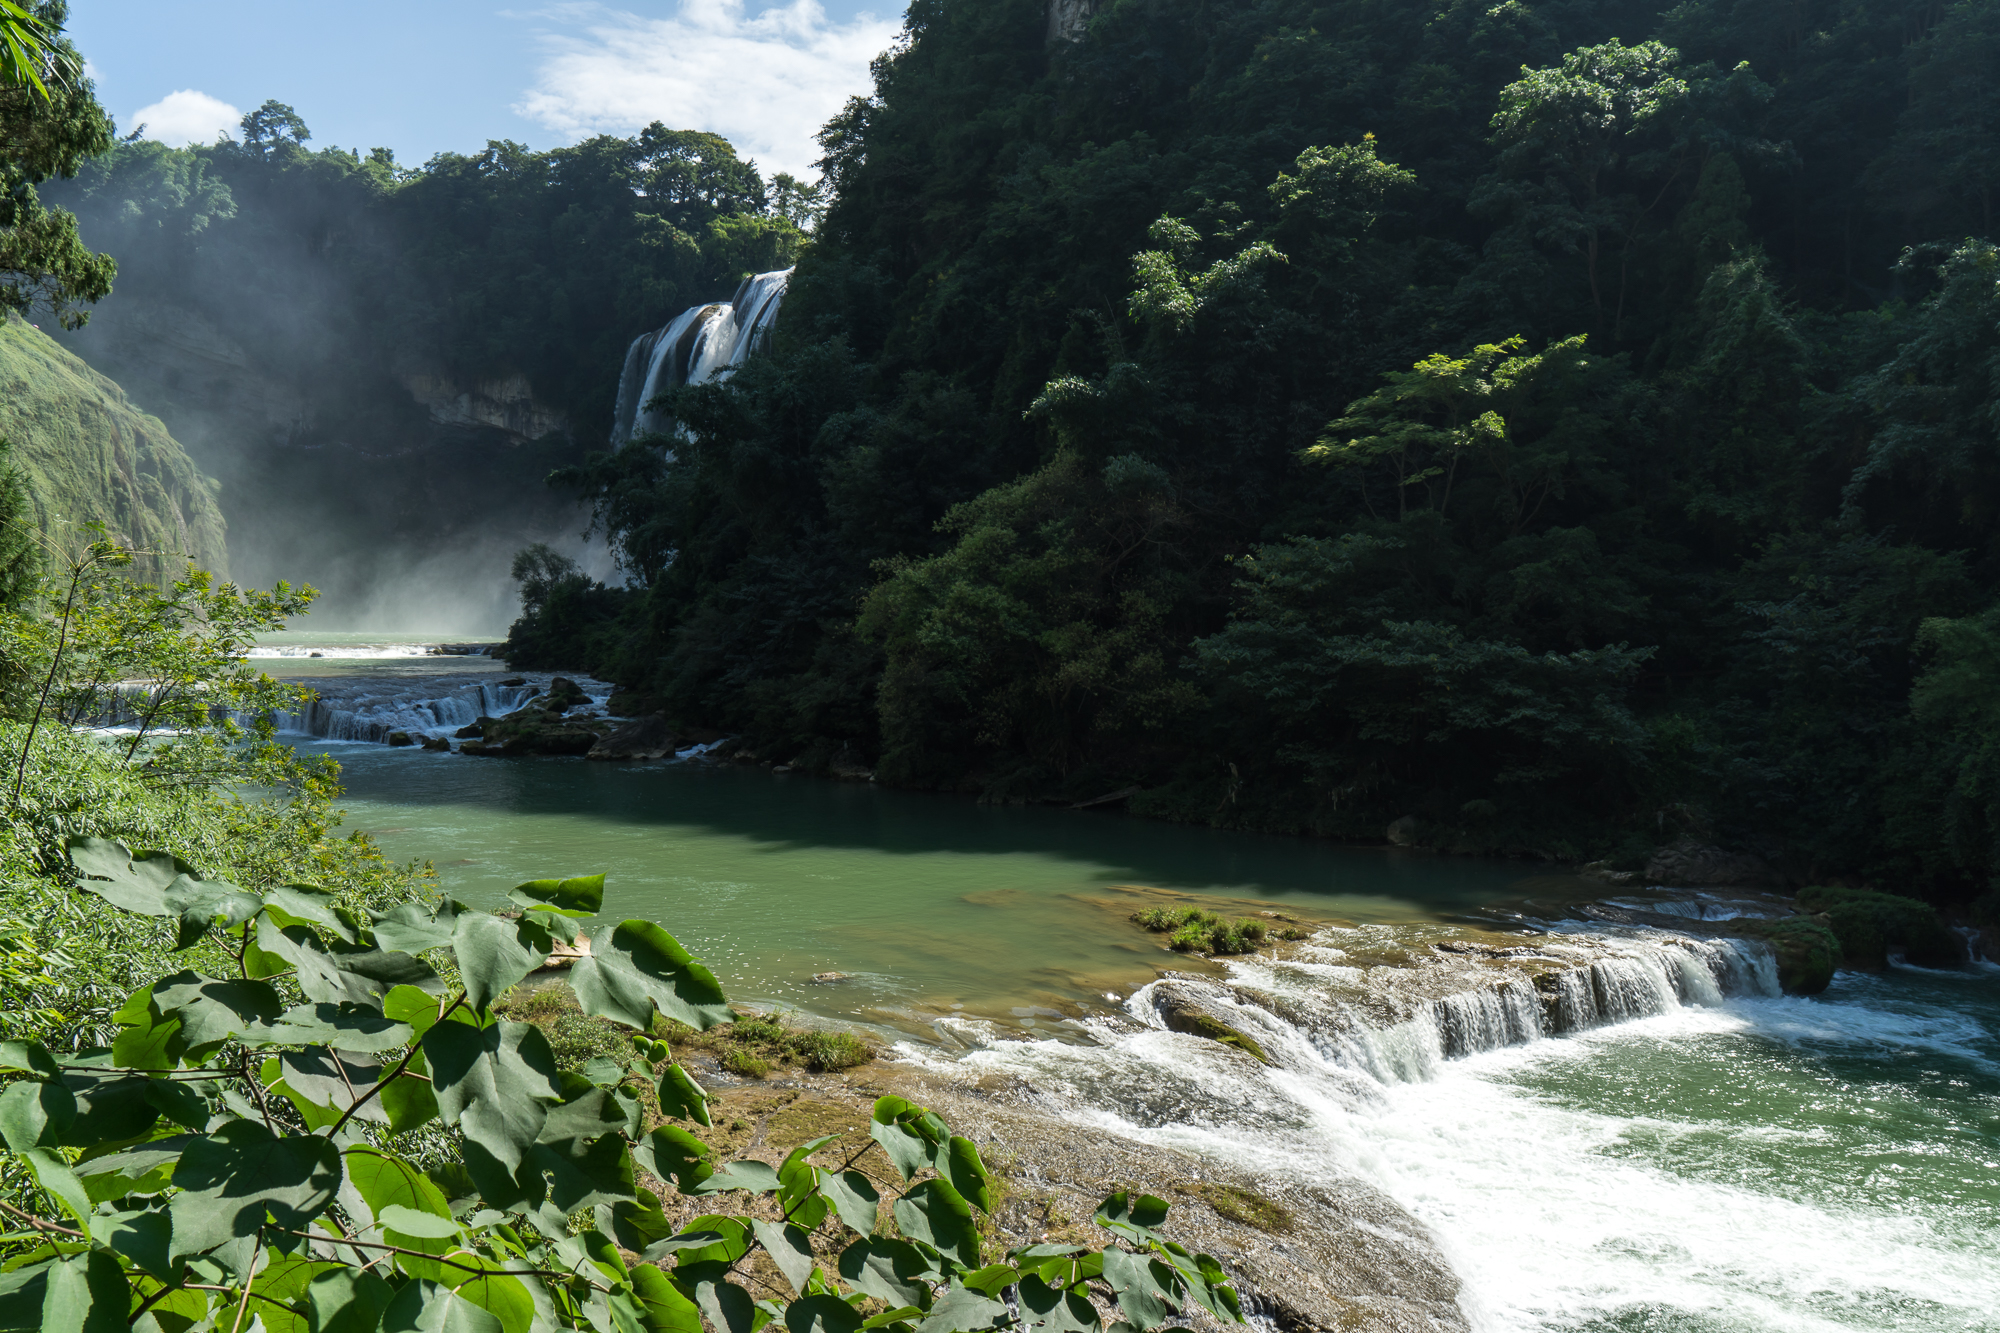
[41,103,813,616]
[505,0,2000,909]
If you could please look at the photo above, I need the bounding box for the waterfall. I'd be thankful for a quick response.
[268,680,545,743]
[610,268,792,446]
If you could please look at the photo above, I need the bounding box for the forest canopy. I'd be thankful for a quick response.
[510,0,2000,910]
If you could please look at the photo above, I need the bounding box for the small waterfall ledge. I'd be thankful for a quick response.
[610,269,791,446]
[266,673,614,744]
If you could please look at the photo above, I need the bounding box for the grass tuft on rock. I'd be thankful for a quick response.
[1796,885,1964,969]
[1131,906,1308,955]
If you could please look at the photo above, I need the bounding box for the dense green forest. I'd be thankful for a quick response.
[39,97,811,614]
[502,0,2000,913]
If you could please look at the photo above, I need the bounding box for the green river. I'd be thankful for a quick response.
[266,642,1999,1332]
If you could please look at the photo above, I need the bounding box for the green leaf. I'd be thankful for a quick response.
[635,1230,727,1264]
[370,900,463,955]
[604,1187,677,1253]
[819,1169,880,1236]
[635,1124,714,1193]
[868,1097,948,1183]
[21,1148,91,1226]
[39,1248,127,1333]
[570,920,730,1031]
[0,1077,76,1151]
[937,1137,994,1213]
[1093,1192,1169,1245]
[894,1180,980,1269]
[423,1018,560,1183]
[378,1203,462,1239]
[143,1077,210,1131]
[274,1048,387,1124]
[451,1265,538,1333]
[55,1072,159,1145]
[751,1220,817,1294]
[629,1263,704,1333]
[786,1295,864,1333]
[76,1137,185,1205]
[1102,1248,1175,1330]
[0,1040,58,1078]
[680,1265,760,1333]
[165,878,262,951]
[453,913,553,1012]
[384,985,449,1038]
[167,1120,343,1262]
[257,1002,416,1051]
[657,1063,711,1127]
[86,1203,175,1281]
[837,1238,934,1309]
[694,1159,779,1195]
[1017,1275,1098,1333]
[379,1278,505,1333]
[913,1282,1011,1333]
[307,1268,396,1333]
[381,1048,442,1135]
[265,883,341,928]
[507,874,604,917]
[346,1146,455,1227]
[958,1264,1017,1296]
[669,1216,750,1267]
[64,838,196,916]
[149,971,286,1057]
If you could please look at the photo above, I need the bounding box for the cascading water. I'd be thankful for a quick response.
[268,678,543,743]
[610,268,791,446]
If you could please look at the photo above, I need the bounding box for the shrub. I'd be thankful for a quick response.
[1132,906,1305,954]
[1796,884,1965,968]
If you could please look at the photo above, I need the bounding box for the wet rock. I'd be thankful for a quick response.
[546,677,589,709]
[1644,838,1777,888]
[586,713,678,761]
[1150,982,1270,1063]
[1728,916,1838,994]
[458,740,491,756]
[455,719,490,739]
[479,705,608,756]
[810,972,850,984]
[421,736,451,752]
[499,676,526,687]
[1794,884,1963,969]
[386,731,415,747]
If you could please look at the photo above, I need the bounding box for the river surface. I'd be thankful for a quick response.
[274,644,2000,1333]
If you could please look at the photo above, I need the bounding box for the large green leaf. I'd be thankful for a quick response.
[1102,1248,1176,1330]
[507,874,604,917]
[450,1263,538,1333]
[379,1279,505,1333]
[570,921,730,1031]
[38,1249,127,1333]
[635,1125,713,1193]
[265,883,341,929]
[167,1120,343,1261]
[0,1077,76,1151]
[307,1267,396,1333]
[452,913,552,1012]
[273,1048,387,1124]
[86,1203,174,1281]
[1092,1192,1169,1245]
[0,1040,58,1077]
[55,1072,159,1145]
[345,1146,455,1225]
[893,1180,980,1268]
[784,1295,864,1333]
[1016,1276,1098,1333]
[147,971,285,1058]
[423,1017,560,1178]
[936,1137,994,1213]
[380,1048,442,1135]
[165,879,263,951]
[657,1063,711,1127]
[837,1238,933,1309]
[64,838,196,916]
[370,900,464,955]
[869,1097,949,1183]
[628,1263,703,1333]
[667,1216,750,1267]
[751,1220,816,1294]
[819,1169,880,1235]
[254,1002,415,1051]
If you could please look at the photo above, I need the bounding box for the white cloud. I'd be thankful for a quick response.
[129,90,242,147]
[514,0,901,180]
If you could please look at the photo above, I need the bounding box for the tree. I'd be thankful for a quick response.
[0,850,1247,1333]
[0,1,113,328]
[237,98,311,155]
[0,0,71,101]
[0,439,40,611]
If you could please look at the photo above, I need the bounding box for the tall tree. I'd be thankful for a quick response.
[0,1,112,327]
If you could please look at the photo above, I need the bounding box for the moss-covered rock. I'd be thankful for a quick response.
[1731,917,1839,994]
[0,315,226,574]
[1796,885,1963,969]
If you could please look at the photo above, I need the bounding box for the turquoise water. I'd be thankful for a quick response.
[313,741,1584,1027]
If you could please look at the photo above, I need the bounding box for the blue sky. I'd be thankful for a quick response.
[67,1,905,179]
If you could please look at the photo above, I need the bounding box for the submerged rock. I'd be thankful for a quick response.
[1151,981,1271,1063]
[386,731,415,747]
[586,713,678,761]
[421,736,451,752]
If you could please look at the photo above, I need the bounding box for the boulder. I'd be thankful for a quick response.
[1644,838,1777,888]
[386,731,415,747]
[459,740,491,757]
[1150,981,1270,1063]
[546,677,589,709]
[455,719,490,739]
[421,736,451,752]
[1795,884,1963,969]
[586,713,678,761]
[477,704,609,756]
[1731,917,1839,994]
[498,676,526,687]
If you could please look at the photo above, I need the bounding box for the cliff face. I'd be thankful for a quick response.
[0,315,228,576]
